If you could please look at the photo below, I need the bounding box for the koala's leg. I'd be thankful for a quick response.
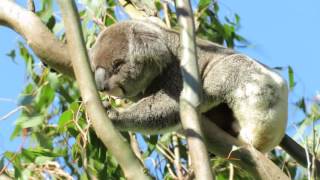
[230,69,288,152]
[106,91,181,134]
[203,54,288,152]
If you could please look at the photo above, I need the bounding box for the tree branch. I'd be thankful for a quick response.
[280,134,320,176]
[175,0,214,179]
[56,1,150,179]
[0,0,74,77]
[202,117,290,180]
[118,0,157,17]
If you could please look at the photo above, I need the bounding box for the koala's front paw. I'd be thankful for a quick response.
[102,100,111,109]
[106,109,119,120]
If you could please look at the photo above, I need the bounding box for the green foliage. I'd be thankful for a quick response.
[195,1,247,48]
[276,66,320,179]
[1,0,126,178]
[1,0,319,179]
[162,0,247,48]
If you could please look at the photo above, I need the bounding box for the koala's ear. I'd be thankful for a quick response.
[128,23,172,70]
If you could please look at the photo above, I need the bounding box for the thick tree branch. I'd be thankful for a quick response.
[0,0,74,77]
[56,1,150,179]
[202,118,290,180]
[175,1,214,179]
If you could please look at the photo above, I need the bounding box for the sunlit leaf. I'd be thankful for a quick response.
[21,169,31,179]
[47,72,60,89]
[22,148,61,160]
[14,164,22,179]
[295,98,306,114]
[288,66,296,90]
[16,115,44,128]
[34,84,55,109]
[213,2,219,13]
[235,14,240,24]
[198,0,211,10]
[10,124,22,140]
[58,110,73,131]
[18,42,37,80]
[311,103,320,121]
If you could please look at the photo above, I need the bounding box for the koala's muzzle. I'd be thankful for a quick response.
[95,67,107,91]
[94,67,125,97]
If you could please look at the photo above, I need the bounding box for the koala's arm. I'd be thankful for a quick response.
[106,91,181,134]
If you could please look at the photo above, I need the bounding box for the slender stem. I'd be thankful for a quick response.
[228,163,234,180]
[162,2,171,28]
[172,133,183,179]
[27,0,35,12]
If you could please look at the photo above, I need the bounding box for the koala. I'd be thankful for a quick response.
[90,20,288,153]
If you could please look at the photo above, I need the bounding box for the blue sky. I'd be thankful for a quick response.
[220,0,320,131]
[221,0,320,99]
[0,0,319,154]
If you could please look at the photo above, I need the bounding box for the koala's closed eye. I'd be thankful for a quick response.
[111,59,125,74]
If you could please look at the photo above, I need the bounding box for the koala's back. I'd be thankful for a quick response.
[141,38,288,152]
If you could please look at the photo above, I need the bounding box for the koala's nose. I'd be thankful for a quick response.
[95,67,107,91]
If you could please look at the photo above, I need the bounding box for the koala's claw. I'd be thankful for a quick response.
[106,109,119,120]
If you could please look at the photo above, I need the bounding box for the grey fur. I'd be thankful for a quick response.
[90,20,288,152]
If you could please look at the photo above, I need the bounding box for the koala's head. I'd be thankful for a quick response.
[90,20,172,98]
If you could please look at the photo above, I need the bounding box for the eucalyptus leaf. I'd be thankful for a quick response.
[6,49,16,63]
[58,110,73,131]
[47,72,60,89]
[34,84,55,110]
[16,115,44,128]
[295,98,306,114]
[10,124,22,140]
[198,0,211,10]
[288,66,296,90]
